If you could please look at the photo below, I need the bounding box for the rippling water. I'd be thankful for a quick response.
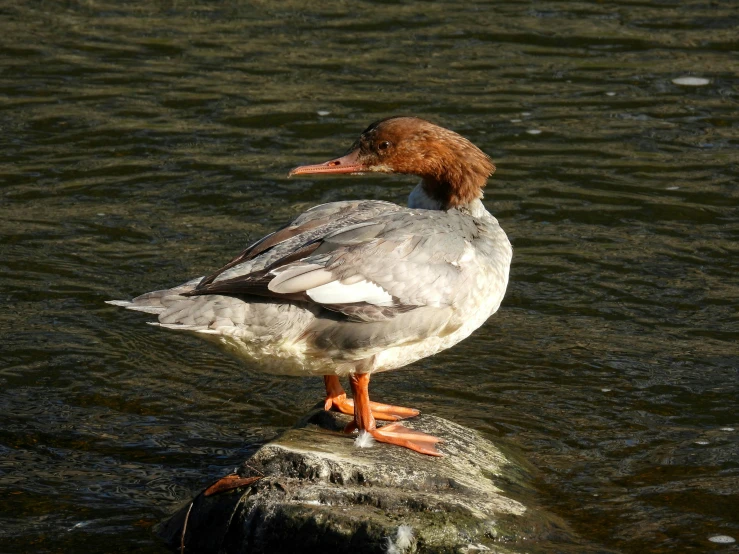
[1,1,737,552]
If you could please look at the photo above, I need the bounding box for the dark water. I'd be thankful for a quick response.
[1,1,738,552]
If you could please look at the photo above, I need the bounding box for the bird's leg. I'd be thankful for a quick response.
[349,372,442,456]
[324,375,352,413]
[323,375,420,421]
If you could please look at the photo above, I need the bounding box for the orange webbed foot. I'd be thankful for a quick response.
[367,400,420,420]
[324,375,419,421]
[324,389,353,415]
[331,373,441,457]
[327,397,419,421]
[369,422,443,457]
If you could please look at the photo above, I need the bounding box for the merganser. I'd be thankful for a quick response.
[108,116,512,456]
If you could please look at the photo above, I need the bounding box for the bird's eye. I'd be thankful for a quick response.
[377,141,391,151]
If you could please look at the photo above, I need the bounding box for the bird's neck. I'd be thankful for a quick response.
[408,181,486,216]
[408,182,443,210]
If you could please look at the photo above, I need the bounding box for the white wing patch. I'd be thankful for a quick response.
[306,279,394,306]
[268,264,394,306]
[268,265,334,294]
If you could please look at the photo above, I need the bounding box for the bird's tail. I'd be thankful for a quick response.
[106,277,202,314]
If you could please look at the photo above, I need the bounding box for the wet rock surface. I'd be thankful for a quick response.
[156,409,576,553]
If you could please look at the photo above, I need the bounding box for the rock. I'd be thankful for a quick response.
[156,409,577,553]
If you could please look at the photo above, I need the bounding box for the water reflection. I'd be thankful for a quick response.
[1,1,737,553]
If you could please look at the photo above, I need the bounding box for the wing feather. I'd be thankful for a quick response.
[188,203,481,322]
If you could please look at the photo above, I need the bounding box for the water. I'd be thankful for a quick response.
[1,1,737,552]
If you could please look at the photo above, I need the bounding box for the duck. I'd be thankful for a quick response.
[108,116,512,457]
